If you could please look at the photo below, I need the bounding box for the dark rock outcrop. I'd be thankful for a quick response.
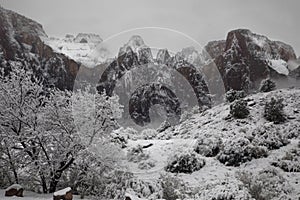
[0,7,80,90]
[204,40,226,60]
[213,29,296,91]
[129,83,181,126]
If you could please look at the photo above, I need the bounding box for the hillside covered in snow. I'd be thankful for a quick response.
[114,88,300,199]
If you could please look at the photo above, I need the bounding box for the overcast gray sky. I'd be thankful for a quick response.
[1,0,299,56]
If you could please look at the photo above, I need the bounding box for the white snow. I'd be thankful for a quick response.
[53,187,71,196]
[5,184,23,191]
[268,59,289,75]
[42,34,103,68]
[252,35,267,48]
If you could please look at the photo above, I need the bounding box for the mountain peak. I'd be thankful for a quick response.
[156,49,171,64]
[127,35,146,49]
[74,33,102,43]
[119,35,149,58]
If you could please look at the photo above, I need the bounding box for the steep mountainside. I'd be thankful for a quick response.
[0,6,80,90]
[212,29,297,91]
[204,40,226,60]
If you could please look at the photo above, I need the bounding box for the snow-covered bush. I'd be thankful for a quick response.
[225,89,246,103]
[283,123,300,139]
[194,135,223,157]
[237,167,292,200]
[127,145,150,163]
[101,170,134,199]
[127,178,162,199]
[193,179,252,200]
[264,97,286,124]
[272,148,300,172]
[217,138,268,166]
[180,106,200,122]
[110,128,129,148]
[160,174,189,200]
[229,99,250,119]
[157,120,171,133]
[140,128,158,140]
[71,142,125,198]
[259,78,276,93]
[250,126,289,150]
[165,151,205,173]
[138,160,156,170]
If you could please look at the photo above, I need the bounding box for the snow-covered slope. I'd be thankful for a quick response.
[118,88,300,199]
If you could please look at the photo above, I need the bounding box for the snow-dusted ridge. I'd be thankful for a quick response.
[42,33,103,67]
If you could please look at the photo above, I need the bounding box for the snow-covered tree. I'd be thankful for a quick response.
[0,65,78,193]
[72,86,123,147]
[0,64,124,194]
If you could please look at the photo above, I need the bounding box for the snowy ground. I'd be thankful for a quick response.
[121,88,300,199]
[0,189,91,200]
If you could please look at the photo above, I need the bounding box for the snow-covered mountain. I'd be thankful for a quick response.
[175,46,208,67]
[43,33,102,67]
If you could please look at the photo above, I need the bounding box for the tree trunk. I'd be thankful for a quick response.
[49,157,75,193]
[49,172,61,193]
[6,146,19,184]
[40,173,48,193]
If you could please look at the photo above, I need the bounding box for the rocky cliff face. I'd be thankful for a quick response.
[97,36,211,126]
[212,29,297,91]
[0,7,80,90]
[204,40,226,60]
